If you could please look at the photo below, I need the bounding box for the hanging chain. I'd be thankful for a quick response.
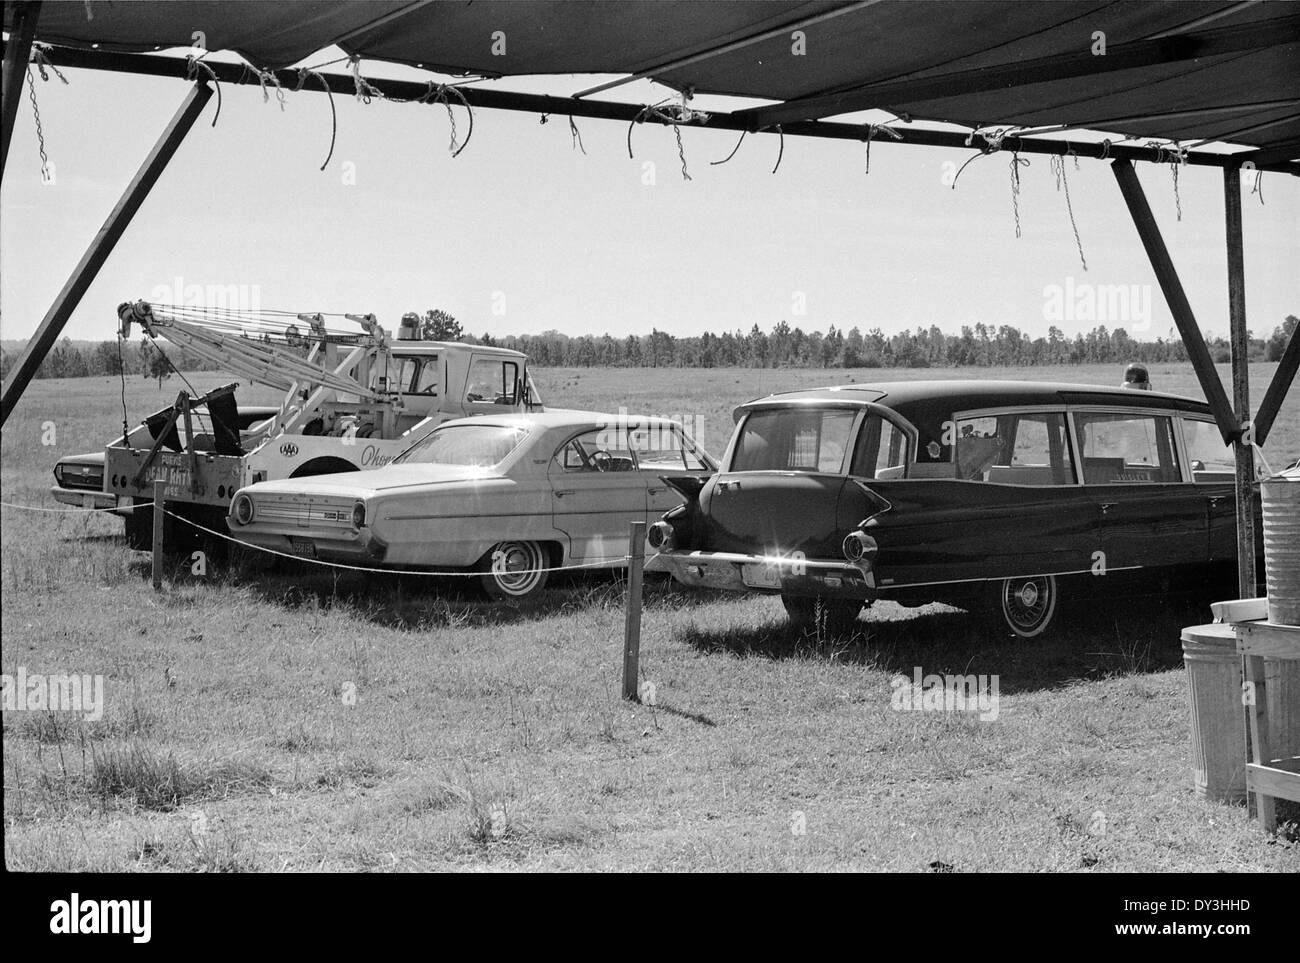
[25,67,52,182]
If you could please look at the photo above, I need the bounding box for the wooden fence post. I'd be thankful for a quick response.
[152,479,166,590]
[623,521,646,701]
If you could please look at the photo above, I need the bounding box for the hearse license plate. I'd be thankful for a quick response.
[289,538,317,559]
[741,563,782,589]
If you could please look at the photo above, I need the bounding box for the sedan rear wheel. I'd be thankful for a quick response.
[996,574,1059,638]
[782,594,863,638]
[479,540,549,600]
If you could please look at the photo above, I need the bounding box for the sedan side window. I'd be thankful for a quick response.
[1183,418,1235,483]
[630,425,709,471]
[557,428,637,473]
[1074,411,1181,484]
[954,412,1073,485]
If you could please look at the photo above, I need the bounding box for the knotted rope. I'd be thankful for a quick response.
[184,54,222,126]
[1251,168,1265,206]
[417,81,474,157]
[293,67,337,170]
[1049,153,1088,270]
[349,55,381,104]
[628,98,710,180]
[568,115,587,155]
[30,43,69,84]
[1009,152,1030,238]
[862,123,902,174]
[24,67,52,182]
[249,65,287,111]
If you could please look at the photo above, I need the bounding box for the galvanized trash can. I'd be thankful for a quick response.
[1181,623,1247,802]
[1262,465,1300,626]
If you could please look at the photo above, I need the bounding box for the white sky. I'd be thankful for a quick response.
[2,47,1297,345]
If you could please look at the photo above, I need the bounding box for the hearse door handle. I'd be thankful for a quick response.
[1206,496,1223,507]
[1100,502,1117,515]
[554,489,575,498]
[648,486,666,495]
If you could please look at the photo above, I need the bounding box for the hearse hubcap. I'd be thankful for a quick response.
[999,575,1057,638]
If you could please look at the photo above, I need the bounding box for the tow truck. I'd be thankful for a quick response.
[52,302,542,550]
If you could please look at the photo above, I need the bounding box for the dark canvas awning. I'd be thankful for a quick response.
[13,1,1300,169]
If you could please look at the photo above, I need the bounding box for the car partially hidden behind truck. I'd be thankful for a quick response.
[51,303,542,550]
[649,379,1263,638]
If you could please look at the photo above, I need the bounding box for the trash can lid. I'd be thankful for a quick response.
[1181,622,1237,645]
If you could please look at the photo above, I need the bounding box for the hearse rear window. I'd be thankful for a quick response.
[732,408,854,474]
[849,415,910,479]
[954,412,1074,485]
[1182,418,1235,483]
[1074,411,1180,484]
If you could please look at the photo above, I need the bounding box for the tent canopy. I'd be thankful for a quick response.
[15,0,1300,169]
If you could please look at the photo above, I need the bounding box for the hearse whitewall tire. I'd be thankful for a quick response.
[996,574,1058,638]
[479,540,549,600]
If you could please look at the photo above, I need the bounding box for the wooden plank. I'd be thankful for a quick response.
[151,479,166,590]
[1243,652,1274,825]
[1245,763,1300,803]
[0,1,41,177]
[734,16,1300,128]
[1211,597,1268,623]
[1112,160,1239,444]
[1252,317,1299,447]
[1237,622,1300,658]
[0,81,212,426]
[1223,166,1258,600]
[622,521,646,702]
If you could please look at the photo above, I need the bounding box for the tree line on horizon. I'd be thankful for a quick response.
[2,315,1294,382]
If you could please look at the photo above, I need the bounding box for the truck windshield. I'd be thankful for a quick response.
[394,424,528,468]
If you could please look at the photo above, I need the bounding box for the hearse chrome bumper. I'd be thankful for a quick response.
[652,550,876,599]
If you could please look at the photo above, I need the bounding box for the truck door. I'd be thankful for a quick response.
[464,356,522,418]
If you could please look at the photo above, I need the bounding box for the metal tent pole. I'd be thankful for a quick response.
[1223,166,1258,600]
[0,81,212,426]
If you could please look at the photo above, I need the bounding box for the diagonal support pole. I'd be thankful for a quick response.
[1,0,42,179]
[1253,322,1299,449]
[1111,159,1239,444]
[0,81,212,427]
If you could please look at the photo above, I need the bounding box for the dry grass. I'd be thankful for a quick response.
[3,364,1298,872]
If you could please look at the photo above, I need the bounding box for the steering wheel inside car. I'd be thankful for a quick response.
[590,449,612,472]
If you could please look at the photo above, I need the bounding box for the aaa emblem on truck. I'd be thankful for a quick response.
[279,442,299,457]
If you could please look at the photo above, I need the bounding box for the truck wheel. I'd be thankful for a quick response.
[478,541,549,600]
[782,594,863,638]
[993,575,1058,638]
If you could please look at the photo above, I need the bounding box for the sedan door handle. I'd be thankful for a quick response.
[648,486,666,495]
[554,489,575,498]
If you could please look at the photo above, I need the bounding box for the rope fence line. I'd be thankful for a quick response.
[0,498,659,579]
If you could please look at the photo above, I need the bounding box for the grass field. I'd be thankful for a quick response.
[2,363,1297,871]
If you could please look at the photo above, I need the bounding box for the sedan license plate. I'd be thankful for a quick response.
[289,538,317,559]
[741,562,782,589]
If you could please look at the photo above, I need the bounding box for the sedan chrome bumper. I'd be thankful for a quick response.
[652,550,876,600]
[50,486,119,511]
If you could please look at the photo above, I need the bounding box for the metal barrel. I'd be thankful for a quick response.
[1262,466,1300,626]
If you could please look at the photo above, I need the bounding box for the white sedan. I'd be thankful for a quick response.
[227,409,715,599]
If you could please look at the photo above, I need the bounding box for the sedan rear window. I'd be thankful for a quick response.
[395,425,528,468]
[731,408,855,474]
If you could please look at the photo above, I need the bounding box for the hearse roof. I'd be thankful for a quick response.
[739,380,1212,419]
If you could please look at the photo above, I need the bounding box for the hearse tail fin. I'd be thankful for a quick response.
[662,474,712,502]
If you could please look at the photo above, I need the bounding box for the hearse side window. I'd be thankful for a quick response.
[849,415,910,479]
[557,428,637,473]
[1182,417,1235,483]
[732,408,855,474]
[630,425,710,472]
[1074,411,1181,484]
[954,412,1074,485]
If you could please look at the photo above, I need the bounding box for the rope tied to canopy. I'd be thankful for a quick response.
[184,54,222,127]
[293,67,337,171]
[1049,153,1088,271]
[627,96,711,181]
[348,55,381,105]
[1009,152,1030,238]
[416,81,474,157]
[862,123,902,174]
[29,43,69,85]
[249,65,287,111]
